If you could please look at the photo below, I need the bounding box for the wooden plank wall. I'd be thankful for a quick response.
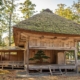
[0,51,24,61]
[29,38,75,49]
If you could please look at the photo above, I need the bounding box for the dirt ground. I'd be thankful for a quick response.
[0,70,80,80]
[1,75,80,80]
[18,76,80,80]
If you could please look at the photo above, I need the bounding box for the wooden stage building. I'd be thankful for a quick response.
[0,9,80,74]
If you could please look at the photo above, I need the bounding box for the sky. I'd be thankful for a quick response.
[30,0,78,12]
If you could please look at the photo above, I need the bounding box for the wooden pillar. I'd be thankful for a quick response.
[9,52,10,61]
[24,36,29,74]
[17,51,18,61]
[27,38,29,74]
[64,51,66,65]
[4,52,5,60]
[75,41,78,73]
[0,52,1,61]
[1,52,2,61]
[24,50,26,69]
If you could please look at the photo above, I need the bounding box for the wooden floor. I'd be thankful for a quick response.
[0,61,76,70]
[28,64,77,75]
[29,64,76,69]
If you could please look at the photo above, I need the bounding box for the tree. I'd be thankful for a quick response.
[0,0,2,5]
[55,2,80,23]
[0,0,36,46]
[19,0,36,19]
[55,4,74,20]
[0,0,7,46]
[72,1,80,13]
[55,4,66,17]
[29,50,50,64]
[72,1,80,23]
[0,0,20,46]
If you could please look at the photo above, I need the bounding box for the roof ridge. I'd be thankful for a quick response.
[42,9,53,13]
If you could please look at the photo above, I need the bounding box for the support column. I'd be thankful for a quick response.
[24,36,29,74]
[24,50,26,70]
[1,52,2,61]
[26,38,29,74]
[75,41,78,73]
[64,51,66,65]
[9,52,10,60]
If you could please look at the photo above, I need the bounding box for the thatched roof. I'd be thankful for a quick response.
[14,9,80,35]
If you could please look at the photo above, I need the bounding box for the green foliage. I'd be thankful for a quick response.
[19,0,36,19]
[29,50,50,64]
[0,0,36,46]
[0,0,2,5]
[72,1,80,23]
[55,2,80,23]
[65,51,75,60]
[72,1,80,13]
[55,4,75,20]
[0,0,20,46]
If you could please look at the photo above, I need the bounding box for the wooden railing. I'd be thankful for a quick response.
[0,61,24,69]
[66,60,75,65]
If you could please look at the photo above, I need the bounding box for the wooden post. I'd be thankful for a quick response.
[0,52,1,61]
[24,50,25,70]
[17,51,18,61]
[24,36,29,74]
[1,52,2,61]
[9,52,10,60]
[75,41,78,73]
[27,38,29,74]
[64,51,66,65]
[4,52,5,60]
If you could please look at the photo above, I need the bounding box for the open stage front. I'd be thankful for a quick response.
[29,49,75,65]
[0,47,76,70]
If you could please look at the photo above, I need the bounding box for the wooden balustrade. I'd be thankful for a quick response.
[0,61,24,69]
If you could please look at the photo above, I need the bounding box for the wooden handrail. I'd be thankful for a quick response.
[0,61,24,65]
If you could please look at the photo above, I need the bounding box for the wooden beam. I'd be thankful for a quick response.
[14,27,80,37]
[21,32,70,39]
[21,33,28,38]
[29,46,75,50]
[21,32,80,42]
